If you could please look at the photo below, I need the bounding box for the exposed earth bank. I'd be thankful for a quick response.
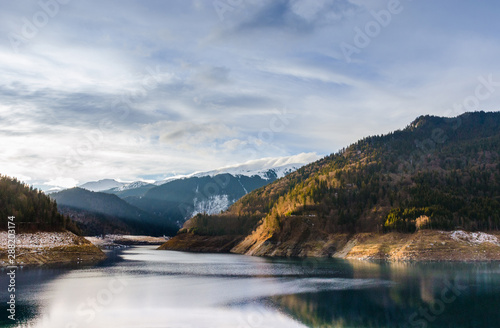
[158,234,244,253]
[85,234,170,248]
[160,230,500,261]
[0,231,106,267]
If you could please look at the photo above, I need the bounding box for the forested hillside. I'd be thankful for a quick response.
[175,112,500,252]
[0,175,80,233]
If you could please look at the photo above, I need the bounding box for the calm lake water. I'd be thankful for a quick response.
[1,246,500,328]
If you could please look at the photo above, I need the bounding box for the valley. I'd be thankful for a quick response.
[49,155,315,236]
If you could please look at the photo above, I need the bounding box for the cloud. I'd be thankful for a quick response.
[221,139,248,151]
[45,177,79,189]
[227,0,358,34]
[196,66,231,85]
[143,120,238,149]
[1,0,499,189]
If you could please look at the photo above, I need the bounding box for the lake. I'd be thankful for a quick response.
[1,246,500,328]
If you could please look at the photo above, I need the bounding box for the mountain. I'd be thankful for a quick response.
[152,153,320,185]
[102,181,156,198]
[50,156,317,234]
[79,179,125,192]
[0,175,80,233]
[125,171,294,227]
[89,154,319,227]
[50,188,176,236]
[161,112,500,260]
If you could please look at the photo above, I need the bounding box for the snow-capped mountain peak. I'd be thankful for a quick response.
[154,152,320,185]
[79,179,126,192]
[112,181,153,191]
[262,163,304,179]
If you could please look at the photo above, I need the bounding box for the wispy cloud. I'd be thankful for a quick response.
[1,0,500,190]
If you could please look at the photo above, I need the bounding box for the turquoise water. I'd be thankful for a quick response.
[1,246,500,327]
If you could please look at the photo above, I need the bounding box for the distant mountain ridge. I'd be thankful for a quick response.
[50,188,177,236]
[79,179,126,192]
[49,155,319,233]
[124,170,301,227]
[104,182,156,198]
[112,181,153,191]
[76,153,319,191]
[152,153,319,185]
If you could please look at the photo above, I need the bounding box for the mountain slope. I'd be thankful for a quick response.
[0,175,80,233]
[103,181,156,198]
[0,175,106,266]
[51,188,176,236]
[125,173,278,226]
[161,112,500,259]
[76,155,317,227]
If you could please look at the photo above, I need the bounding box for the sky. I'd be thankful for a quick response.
[1,0,500,190]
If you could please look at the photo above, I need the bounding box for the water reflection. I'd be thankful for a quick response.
[0,247,499,328]
[273,261,500,327]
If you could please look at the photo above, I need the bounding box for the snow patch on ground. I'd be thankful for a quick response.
[0,232,78,249]
[450,230,500,246]
[191,195,231,218]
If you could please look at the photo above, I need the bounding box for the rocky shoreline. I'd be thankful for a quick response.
[85,234,170,248]
[0,231,106,267]
[160,230,500,261]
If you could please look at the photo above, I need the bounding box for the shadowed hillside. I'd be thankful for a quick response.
[51,188,177,236]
